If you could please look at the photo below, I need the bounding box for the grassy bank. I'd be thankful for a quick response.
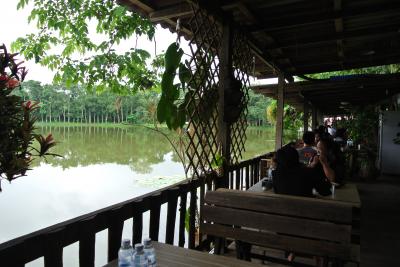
[35,121,163,129]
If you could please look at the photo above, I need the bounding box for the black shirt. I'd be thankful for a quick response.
[272,165,331,197]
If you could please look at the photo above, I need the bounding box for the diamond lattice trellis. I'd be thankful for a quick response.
[184,2,222,178]
[230,30,252,164]
[183,2,252,177]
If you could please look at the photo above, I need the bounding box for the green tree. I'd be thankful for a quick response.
[247,90,271,126]
[12,0,156,94]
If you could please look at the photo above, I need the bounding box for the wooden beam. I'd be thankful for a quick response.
[218,18,233,171]
[303,102,309,132]
[149,3,192,22]
[275,74,285,150]
[334,0,345,62]
[263,24,400,51]
[250,2,400,32]
[220,1,294,78]
[293,53,400,75]
[122,0,192,35]
[312,106,318,129]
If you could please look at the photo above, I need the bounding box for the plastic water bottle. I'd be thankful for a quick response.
[133,243,147,267]
[118,239,133,267]
[143,238,157,267]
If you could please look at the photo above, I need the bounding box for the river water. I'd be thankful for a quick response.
[0,125,275,266]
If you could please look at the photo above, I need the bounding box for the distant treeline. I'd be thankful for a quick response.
[15,80,272,126]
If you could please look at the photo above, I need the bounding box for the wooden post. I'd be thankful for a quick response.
[217,19,233,187]
[317,110,324,126]
[312,105,318,129]
[303,102,309,133]
[275,74,285,150]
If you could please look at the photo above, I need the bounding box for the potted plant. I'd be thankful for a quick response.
[342,105,379,180]
[0,44,56,191]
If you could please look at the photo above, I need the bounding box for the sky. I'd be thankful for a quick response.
[0,0,273,85]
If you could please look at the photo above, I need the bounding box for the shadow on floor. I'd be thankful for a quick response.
[356,175,400,267]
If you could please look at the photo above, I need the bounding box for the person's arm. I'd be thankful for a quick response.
[308,154,319,168]
[319,153,335,183]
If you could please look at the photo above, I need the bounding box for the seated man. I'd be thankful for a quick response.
[297,131,317,165]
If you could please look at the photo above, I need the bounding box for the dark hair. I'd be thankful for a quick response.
[302,131,315,145]
[276,144,300,169]
[317,125,326,133]
[336,128,346,138]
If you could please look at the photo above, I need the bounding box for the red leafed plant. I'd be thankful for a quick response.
[0,44,57,191]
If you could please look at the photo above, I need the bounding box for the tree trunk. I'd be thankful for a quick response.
[49,104,52,123]
[121,104,124,122]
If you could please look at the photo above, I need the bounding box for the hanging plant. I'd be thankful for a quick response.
[0,44,57,191]
[223,74,244,124]
[156,42,191,130]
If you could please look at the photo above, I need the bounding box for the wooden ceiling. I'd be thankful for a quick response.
[118,0,400,79]
[252,74,400,114]
[118,0,400,114]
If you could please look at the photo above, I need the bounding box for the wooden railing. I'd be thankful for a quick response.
[227,153,272,191]
[0,153,271,267]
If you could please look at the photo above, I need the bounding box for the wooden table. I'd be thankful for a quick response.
[249,178,361,208]
[103,242,265,267]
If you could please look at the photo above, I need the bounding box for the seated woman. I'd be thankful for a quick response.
[271,145,331,265]
[309,137,345,185]
[273,144,331,197]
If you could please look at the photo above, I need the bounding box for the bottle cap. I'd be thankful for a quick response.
[121,239,131,248]
[143,238,152,246]
[135,243,144,252]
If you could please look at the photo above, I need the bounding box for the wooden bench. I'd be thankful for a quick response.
[201,188,360,266]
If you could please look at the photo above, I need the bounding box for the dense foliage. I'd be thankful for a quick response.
[13,0,156,94]
[266,100,303,134]
[15,80,271,126]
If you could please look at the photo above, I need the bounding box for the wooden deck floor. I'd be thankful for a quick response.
[220,175,400,267]
[358,175,400,267]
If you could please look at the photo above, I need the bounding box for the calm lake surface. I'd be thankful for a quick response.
[0,125,274,266]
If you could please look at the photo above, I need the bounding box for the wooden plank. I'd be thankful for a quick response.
[201,223,360,262]
[149,193,162,241]
[165,188,179,245]
[104,241,270,266]
[250,2,400,32]
[132,201,143,244]
[303,102,309,132]
[198,177,206,246]
[44,228,64,267]
[255,161,260,182]
[202,205,351,243]
[235,169,240,190]
[218,18,233,189]
[312,105,318,129]
[275,74,284,149]
[188,184,197,249]
[245,166,249,189]
[205,189,354,223]
[178,191,187,247]
[149,3,192,22]
[79,216,96,267]
[107,208,124,262]
[249,180,361,208]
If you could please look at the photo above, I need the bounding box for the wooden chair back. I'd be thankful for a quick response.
[201,188,360,263]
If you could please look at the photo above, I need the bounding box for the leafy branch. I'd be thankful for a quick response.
[12,0,156,94]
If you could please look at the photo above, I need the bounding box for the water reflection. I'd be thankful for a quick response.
[34,125,276,170]
[0,125,275,266]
